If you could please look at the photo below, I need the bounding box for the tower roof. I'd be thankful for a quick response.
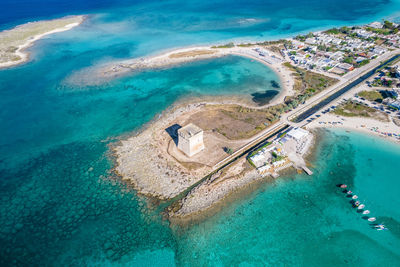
[178,123,203,139]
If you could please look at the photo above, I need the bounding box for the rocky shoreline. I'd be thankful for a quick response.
[168,158,261,220]
[112,97,318,223]
[110,83,298,201]
[167,132,317,224]
[112,102,213,200]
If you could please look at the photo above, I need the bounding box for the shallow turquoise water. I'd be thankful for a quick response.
[0,55,280,265]
[2,0,400,265]
[0,55,279,169]
[175,129,400,266]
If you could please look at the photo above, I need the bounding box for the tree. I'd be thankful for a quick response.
[326,28,339,34]
[339,26,350,34]
[223,147,233,155]
[344,57,353,64]
[384,20,393,29]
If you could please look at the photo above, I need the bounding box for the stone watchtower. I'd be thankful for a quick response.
[177,123,204,157]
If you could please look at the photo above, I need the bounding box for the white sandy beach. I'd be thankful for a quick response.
[307,113,400,143]
[0,15,85,69]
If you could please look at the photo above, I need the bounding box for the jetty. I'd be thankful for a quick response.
[302,166,313,175]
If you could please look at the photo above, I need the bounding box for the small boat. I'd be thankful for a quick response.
[352,195,358,199]
[347,190,352,194]
[375,224,388,231]
[340,184,347,188]
[358,204,365,210]
[368,217,376,222]
[354,201,360,206]
[362,210,370,215]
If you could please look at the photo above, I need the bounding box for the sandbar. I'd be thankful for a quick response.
[0,15,85,69]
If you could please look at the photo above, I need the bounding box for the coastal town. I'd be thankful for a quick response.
[112,20,400,223]
[286,21,400,75]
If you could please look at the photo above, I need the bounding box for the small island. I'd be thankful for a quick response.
[0,15,85,69]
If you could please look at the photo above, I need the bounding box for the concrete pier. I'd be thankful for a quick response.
[302,166,313,175]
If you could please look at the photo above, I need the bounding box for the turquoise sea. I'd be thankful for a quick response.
[1,0,400,265]
[176,129,400,266]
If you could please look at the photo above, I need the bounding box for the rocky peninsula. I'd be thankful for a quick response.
[112,84,318,221]
[110,41,337,221]
[112,20,400,223]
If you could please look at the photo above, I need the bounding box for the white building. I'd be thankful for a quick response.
[369,22,383,29]
[355,29,374,39]
[177,123,204,157]
[287,127,309,141]
[356,56,367,63]
[305,38,317,45]
[337,63,354,71]
[330,51,344,61]
[372,46,386,55]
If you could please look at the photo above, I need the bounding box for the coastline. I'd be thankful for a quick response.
[110,94,291,200]
[3,1,400,264]
[167,159,300,226]
[168,169,276,226]
[107,42,335,221]
[66,44,295,106]
[166,115,400,224]
[95,18,399,224]
[0,15,85,69]
[307,113,400,144]
[111,102,216,200]
[111,93,316,221]
[111,83,400,224]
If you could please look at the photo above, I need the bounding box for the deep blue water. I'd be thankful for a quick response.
[1,0,400,265]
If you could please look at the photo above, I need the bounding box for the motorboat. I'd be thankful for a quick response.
[362,210,370,215]
[354,201,360,206]
[340,184,347,188]
[346,190,352,194]
[368,217,376,222]
[352,195,358,199]
[374,224,387,231]
[357,204,365,210]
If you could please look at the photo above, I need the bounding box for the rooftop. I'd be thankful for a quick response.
[287,127,309,140]
[178,123,203,139]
